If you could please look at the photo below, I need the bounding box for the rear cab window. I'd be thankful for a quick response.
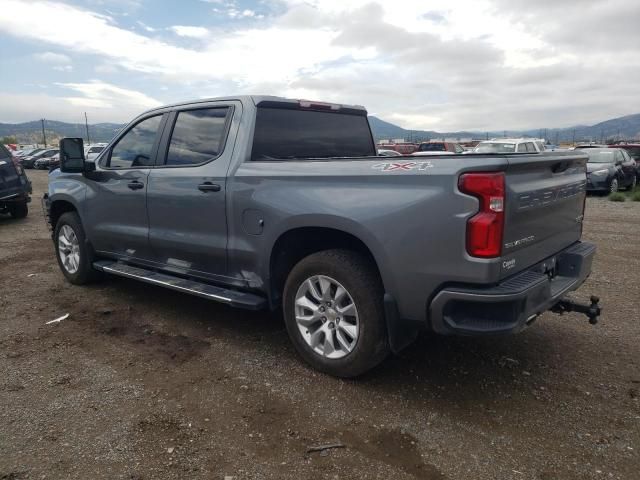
[251,106,375,161]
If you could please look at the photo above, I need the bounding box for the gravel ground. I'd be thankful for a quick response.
[1,170,639,480]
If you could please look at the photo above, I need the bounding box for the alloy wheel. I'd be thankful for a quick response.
[58,224,80,274]
[294,275,359,359]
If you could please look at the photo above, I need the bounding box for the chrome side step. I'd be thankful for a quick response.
[93,261,266,310]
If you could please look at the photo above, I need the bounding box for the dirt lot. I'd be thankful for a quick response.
[1,170,639,480]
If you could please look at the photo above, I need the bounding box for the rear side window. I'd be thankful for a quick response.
[108,115,162,169]
[0,144,10,159]
[516,143,527,153]
[251,107,375,160]
[165,107,230,166]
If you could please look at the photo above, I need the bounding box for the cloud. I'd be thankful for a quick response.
[34,51,71,64]
[58,81,161,110]
[1,0,639,131]
[169,25,210,38]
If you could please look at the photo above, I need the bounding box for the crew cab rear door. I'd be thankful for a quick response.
[146,100,241,282]
[500,152,588,279]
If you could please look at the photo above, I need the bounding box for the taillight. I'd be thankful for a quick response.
[459,172,505,258]
[11,156,24,175]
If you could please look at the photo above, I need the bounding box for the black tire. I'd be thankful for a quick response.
[9,202,28,219]
[283,249,389,377]
[53,212,102,285]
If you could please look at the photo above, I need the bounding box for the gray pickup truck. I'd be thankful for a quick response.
[44,96,600,377]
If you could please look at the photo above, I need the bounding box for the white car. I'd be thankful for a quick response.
[471,138,544,154]
[84,143,108,161]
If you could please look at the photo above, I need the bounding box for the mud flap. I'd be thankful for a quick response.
[384,293,420,354]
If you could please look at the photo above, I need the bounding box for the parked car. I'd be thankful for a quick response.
[85,143,108,161]
[581,147,637,193]
[412,141,463,156]
[13,148,42,158]
[376,142,417,154]
[471,138,542,154]
[574,143,607,150]
[377,149,402,157]
[21,148,58,169]
[609,143,640,181]
[0,144,31,218]
[45,96,599,377]
[35,152,60,170]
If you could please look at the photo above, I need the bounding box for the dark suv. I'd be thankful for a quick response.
[0,144,31,218]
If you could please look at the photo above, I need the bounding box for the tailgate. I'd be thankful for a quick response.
[500,152,588,279]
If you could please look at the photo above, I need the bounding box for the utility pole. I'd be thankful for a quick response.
[84,112,91,145]
[41,119,47,148]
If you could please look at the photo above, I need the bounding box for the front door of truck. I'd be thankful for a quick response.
[146,101,241,282]
[83,113,166,261]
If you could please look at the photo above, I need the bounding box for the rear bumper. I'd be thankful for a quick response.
[429,241,596,335]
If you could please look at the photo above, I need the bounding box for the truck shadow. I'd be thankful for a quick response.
[98,276,593,410]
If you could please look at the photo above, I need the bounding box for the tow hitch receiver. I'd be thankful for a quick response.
[552,296,602,325]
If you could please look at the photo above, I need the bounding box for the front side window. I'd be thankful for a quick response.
[516,143,527,153]
[107,115,162,169]
[165,107,230,166]
[525,142,537,153]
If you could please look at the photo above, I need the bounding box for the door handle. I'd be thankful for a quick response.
[127,180,144,190]
[198,182,221,192]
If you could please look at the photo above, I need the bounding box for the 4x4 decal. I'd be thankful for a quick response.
[372,161,433,172]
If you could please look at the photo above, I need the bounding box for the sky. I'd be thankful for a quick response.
[0,0,638,131]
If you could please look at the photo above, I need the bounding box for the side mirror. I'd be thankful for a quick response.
[59,138,85,173]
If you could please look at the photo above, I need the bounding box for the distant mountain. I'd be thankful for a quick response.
[2,112,639,147]
[369,113,640,143]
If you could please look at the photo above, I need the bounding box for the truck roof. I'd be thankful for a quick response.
[143,95,368,116]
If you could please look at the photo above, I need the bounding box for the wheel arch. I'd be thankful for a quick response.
[268,224,389,308]
[49,197,79,230]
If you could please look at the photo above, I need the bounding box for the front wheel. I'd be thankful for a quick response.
[9,202,28,219]
[283,249,389,377]
[54,212,102,285]
[609,178,619,193]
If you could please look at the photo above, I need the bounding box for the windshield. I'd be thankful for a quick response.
[473,142,516,153]
[418,143,446,152]
[623,147,640,160]
[587,151,615,163]
[251,107,375,160]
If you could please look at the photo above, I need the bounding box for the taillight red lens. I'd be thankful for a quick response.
[459,172,505,258]
[11,157,24,175]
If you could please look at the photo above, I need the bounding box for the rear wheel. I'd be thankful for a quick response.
[609,178,619,193]
[283,249,389,377]
[54,212,102,285]
[9,202,28,219]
